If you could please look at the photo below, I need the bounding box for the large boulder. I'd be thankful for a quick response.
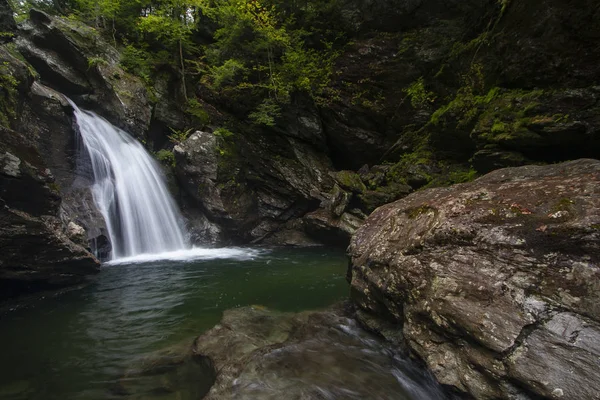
[0,124,99,300]
[349,159,600,399]
[193,305,447,399]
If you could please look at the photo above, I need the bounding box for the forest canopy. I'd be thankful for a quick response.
[8,0,350,125]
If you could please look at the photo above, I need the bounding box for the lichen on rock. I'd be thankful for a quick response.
[349,159,600,399]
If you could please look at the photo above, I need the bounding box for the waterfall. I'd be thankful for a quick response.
[70,102,188,260]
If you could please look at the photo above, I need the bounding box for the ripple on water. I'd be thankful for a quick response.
[0,248,432,400]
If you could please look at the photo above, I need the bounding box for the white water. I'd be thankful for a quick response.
[106,247,265,265]
[71,102,188,260]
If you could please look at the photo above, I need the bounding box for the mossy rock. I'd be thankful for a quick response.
[358,183,412,213]
[332,170,367,194]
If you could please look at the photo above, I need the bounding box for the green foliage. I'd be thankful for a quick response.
[208,58,247,88]
[186,98,210,125]
[214,127,234,138]
[0,62,19,128]
[197,0,341,118]
[119,44,152,83]
[47,0,345,126]
[447,168,478,184]
[430,65,498,126]
[248,98,281,126]
[155,149,176,167]
[167,127,194,144]
[87,56,108,69]
[404,77,436,108]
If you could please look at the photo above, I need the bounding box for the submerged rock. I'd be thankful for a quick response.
[194,305,447,400]
[349,159,600,399]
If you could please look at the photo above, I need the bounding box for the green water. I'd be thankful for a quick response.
[0,247,350,399]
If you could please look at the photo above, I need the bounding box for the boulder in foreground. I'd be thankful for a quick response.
[349,159,600,399]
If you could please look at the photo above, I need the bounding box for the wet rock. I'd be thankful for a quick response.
[349,159,600,399]
[116,339,216,400]
[0,125,99,300]
[194,305,447,400]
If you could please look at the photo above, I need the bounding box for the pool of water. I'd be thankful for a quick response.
[0,247,350,399]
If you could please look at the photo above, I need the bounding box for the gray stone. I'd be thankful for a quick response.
[349,159,600,399]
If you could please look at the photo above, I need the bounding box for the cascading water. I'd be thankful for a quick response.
[70,101,188,260]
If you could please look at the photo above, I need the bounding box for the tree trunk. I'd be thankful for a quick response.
[179,39,188,102]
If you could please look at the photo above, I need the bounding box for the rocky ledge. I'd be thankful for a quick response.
[118,305,448,399]
[349,159,600,399]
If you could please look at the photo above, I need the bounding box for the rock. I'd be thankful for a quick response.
[115,339,216,399]
[193,304,448,400]
[349,159,600,399]
[328,184,352,217]
[483,0,600,88]
[174,123,341,244]
[0,0,16,43]
[471,149,528,174]
[0,125,99,300]
[331,170,367,193]
[15,10,151,138]
[470,87,600,169]
[66,221,85,243]
[304,208,365,246]
[12,80,110,253]
[174,131,226,220]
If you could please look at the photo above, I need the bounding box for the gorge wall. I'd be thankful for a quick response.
[1,0,599,300]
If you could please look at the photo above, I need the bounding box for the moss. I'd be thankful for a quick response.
[403,77,436,108]
[155,149,175,168]
[430,85,500,127]
[186,98,211,125]
[47,182,60,193]
[406,204,435,219]
[472,88,552,147]
[446,168,478,184]
[87,56,108,70]
[214,127,234,138]
[386,149,434,188]
[552,198,574,213]
[0,61,18,128]
[333,170,367,193]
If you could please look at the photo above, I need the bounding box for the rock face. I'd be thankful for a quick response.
[173,126,364,245]
[0,124,99,300]
[0,12,104,298]
[349,159,600,399]
[0,0,16,43]
[193,305,447,400]
[15,10,152,138]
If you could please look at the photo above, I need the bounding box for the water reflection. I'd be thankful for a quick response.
[0,248,444,400]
